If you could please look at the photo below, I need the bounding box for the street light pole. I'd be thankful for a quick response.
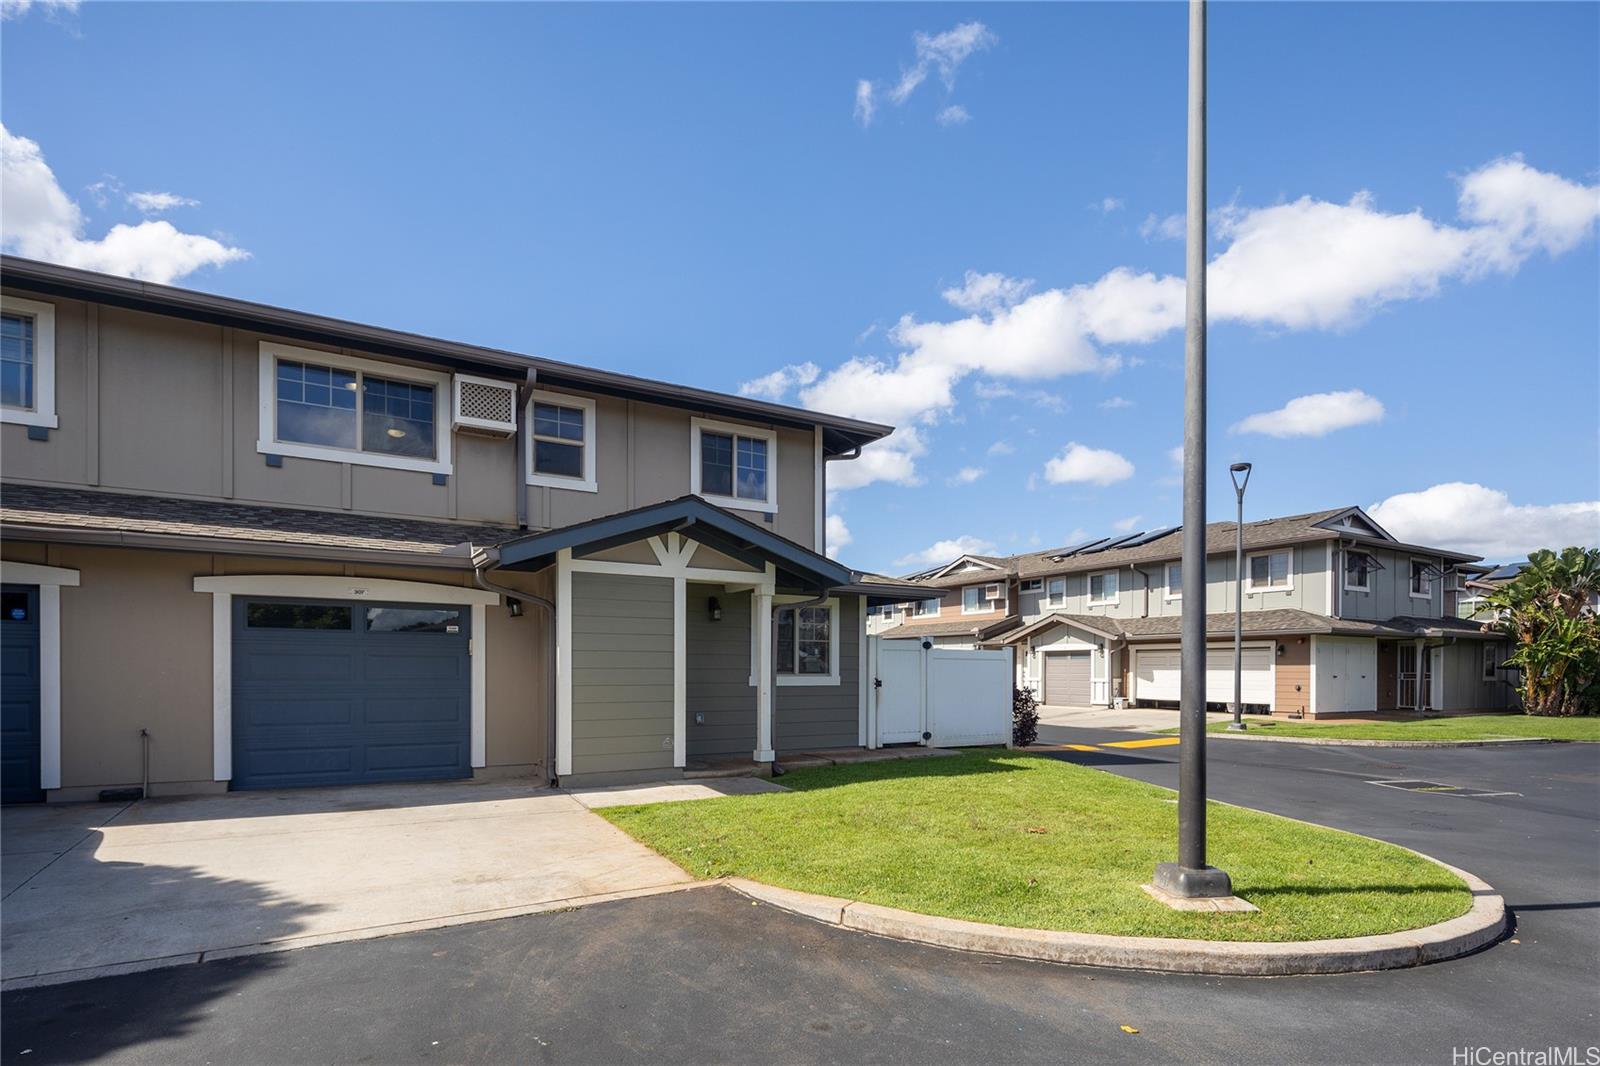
[1153,0,1233,901]
[1228,462,1252,732]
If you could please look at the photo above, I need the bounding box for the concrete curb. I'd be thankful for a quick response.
[726,852,1506,976]
[1198,732,1571,749]
[0,880,709,993]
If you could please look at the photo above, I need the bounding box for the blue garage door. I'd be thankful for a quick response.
[232,597,471,790]
[1,584,44,804]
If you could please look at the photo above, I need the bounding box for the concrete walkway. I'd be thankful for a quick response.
[1,780,695,988]
[1038,704,1235,732]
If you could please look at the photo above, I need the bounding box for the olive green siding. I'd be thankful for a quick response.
[686,585,755,758]
[570,572,675,776]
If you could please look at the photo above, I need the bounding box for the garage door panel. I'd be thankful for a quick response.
[363,696,468,726]
[238,697,356,728]
[237,649,361,685]
[232,597,471,790]
[360,651,467,684]
[1043,652,1091,705]
[1134,647,1272,707]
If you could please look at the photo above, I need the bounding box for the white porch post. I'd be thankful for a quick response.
[755,589,774,763]
[673,575,687,768]
[556,548,574,777]
[1413,637,1426,713]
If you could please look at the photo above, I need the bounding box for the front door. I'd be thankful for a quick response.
[1,585,44,804]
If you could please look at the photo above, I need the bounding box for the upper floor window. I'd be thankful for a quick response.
[913,597,941,617]
[0,295,57,430]
[1410,560,1435,599]
[1344,551,1373,592]
[258,343,451,475]
[1246,551,1292,592]
[1088,571,1119,606]
[691,418,776,513]
[963,583,1002,614]
[526,390,597,492]
[1020,579,1042,593]
[1044,577,1067,608]
[1165,562,1182,600]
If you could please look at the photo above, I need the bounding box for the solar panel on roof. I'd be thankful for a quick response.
[1116,525,1180,549]
[1086,532,1147,553]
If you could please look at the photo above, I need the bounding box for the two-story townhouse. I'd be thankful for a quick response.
[870,554,1021,647]
[889,507,1517,718]
[0,256,929,803]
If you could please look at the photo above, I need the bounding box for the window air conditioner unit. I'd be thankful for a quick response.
[983,583,1001,599]
[452,375,519,437]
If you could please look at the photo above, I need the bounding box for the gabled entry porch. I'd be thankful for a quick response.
[491,496,915,787]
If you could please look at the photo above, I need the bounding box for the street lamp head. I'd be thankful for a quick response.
[1229,461,1252,494]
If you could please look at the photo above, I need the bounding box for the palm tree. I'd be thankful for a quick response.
[1483,547,1600,715]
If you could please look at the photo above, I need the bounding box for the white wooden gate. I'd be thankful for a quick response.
[868,637,1013,748]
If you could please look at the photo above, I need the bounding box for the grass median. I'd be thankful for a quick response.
[599,750,1471,942]
[1186,714,1599,743]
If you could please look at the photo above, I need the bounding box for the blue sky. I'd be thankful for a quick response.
[3,2,1597,570]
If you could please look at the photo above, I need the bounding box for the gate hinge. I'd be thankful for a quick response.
[873,677,882,689]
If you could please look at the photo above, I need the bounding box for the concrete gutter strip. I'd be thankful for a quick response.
[1200,733,1570,749]
[726,852,1505,976]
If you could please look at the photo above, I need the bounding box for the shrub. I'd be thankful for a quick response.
[1484,547,1600,716]
[1013,685,1040,747]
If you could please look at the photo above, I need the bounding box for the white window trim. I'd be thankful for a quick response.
[774,594,841,687]
[0,295,58,429]
[0,561,79,791]
[257,341,454,476]
[1087,570,1120,607]
[525,389,598,493]
[962,583,1001,615]
[1409,558,1435,600]
[913,597,941,617]
[1342,550,1373,593]
[1244,550,1295,594]
[690,416,778,514]
[1164,562,1182,601]
[1044,576,1067,609]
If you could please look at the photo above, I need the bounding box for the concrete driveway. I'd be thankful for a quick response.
[1,780,694,988]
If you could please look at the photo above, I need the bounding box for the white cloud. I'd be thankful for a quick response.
[1042,442,1135,487]
[1112,514,1142,533]
[738,361,820,402]
[127,191,199,215]
[936,105,971,127]
[854,80,876,127]
[1140,212,1185,241]
[825,513,853,559]
[1099,396,1134,410]
[887,21,997,106]
[1097,197,1125,214]
[946,466,985,486]
[1167,445,1184,466]
[942,270,1034,313]
[1,124,248,284]
[1230,389,1385,438]
[894,534,999,570]
[2,0,78,19]
[986,439,1015,457]
[1368,483,1600,561]
[751,156,1598,493]
[827,427,926,490]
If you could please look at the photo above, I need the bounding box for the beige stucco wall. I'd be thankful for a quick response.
[0,540,551,797]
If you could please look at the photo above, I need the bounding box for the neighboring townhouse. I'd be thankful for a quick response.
[886,507,1518,718]
[0,256,928,803]
[870,553,1021,648]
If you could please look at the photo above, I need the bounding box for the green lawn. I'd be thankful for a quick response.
[600,751,1470,942]
[1188,714,1599,743]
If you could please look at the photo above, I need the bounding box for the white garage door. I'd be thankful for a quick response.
[1133,646,1273,707]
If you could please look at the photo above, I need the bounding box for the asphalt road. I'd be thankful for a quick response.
[4,731,1597,1065]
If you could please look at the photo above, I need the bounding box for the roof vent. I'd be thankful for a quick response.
[453,375,518,437]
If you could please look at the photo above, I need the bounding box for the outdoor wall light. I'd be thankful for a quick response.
[1276,643,1285,658]
[708,596,723,622]
[508,599,523,618]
